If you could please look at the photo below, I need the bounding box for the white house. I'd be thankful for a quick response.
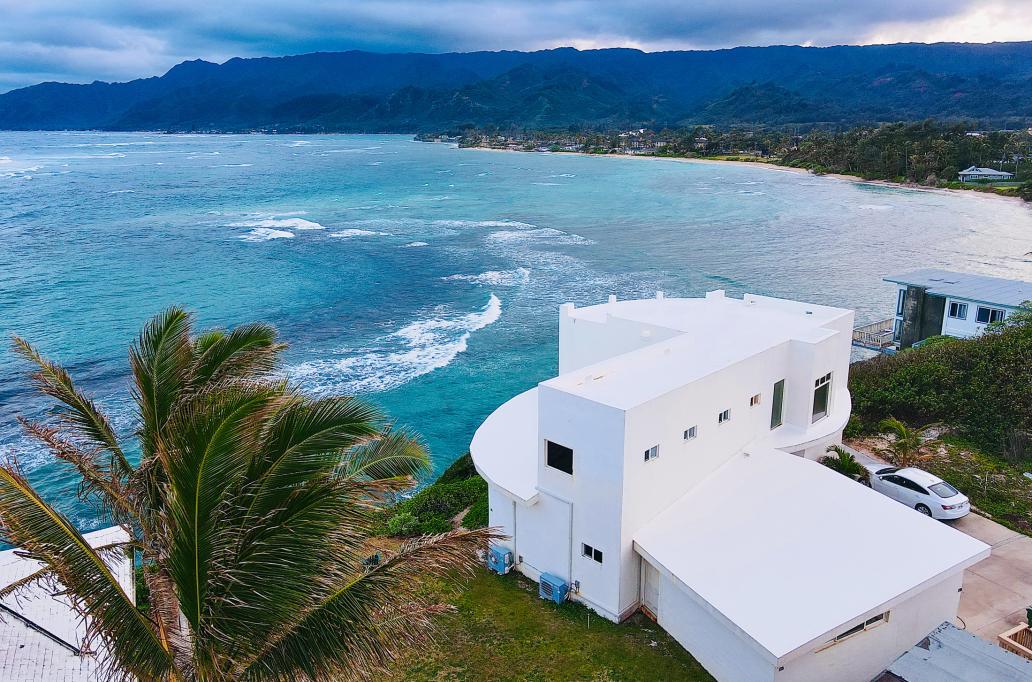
[471,290,990,682]
[957,166,1014,182]
[885,269,1031,349]
[0,526,133,681]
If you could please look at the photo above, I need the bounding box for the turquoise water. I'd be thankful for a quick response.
[1,132,1030,531]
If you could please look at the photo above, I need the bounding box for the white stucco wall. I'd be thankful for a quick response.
[557,302,682,374]
[655,566,776,682]
[775,572,964,682]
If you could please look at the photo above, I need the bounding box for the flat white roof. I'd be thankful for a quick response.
[885,269,1032,308]
[0,526,132,681]
[469,387,539,503]
[633,448,989,661]
[544,293,850,410]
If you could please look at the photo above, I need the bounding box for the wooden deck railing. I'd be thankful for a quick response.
[852,318,896,351]
[998,623,1032,660]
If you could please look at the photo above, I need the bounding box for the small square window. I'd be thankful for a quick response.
[582,543,603,563]
[718,409,731,424]
[948,302,968,319]
[644,445,659,462]
[749,394,761,407]
[684,426,697,440]
[546,440,574,475]
[593,548,603,563]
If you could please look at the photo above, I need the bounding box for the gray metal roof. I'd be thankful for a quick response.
[884,269,1032,308]
[882,622,1032,682]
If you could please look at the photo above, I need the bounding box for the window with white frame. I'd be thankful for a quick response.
[644,445,659,462]
[948,301,968,319]
[749,394,761,407]
[582,543,603,563]
[812,372,832,423]
[826,612,889,646]
[684,426,697,440]
[718,409,731,424]
[976,306,1005,324]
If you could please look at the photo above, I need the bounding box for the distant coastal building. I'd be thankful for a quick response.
[471,291,988,682]
[957,166,1014,182]
[0,527,132,681]
[884,269,1032,349]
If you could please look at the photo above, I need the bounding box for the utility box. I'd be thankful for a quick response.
[486,545,514,575]
[539,573,570,604]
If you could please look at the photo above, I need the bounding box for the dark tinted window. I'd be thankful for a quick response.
[930,482,960,498]
[898,476,928,494]
[771,379,785,429]
[546,441,573,475]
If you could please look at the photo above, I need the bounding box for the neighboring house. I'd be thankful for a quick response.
[885,269,1032,349]
[879,622,1032,681]
[957,166,1014,182]
[0,526,132,681]
[471,290,989,682]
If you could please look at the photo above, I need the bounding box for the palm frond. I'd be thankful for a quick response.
[129,306,194,459]
[0,463,172,680]
[191,322,286,388]
[340,426,429,482]
[18,418,135,523]
[162,382,282,639]
[11,337,130,477]
[238,527,500,681]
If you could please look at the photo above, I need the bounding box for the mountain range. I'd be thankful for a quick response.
[3,43,1032,131]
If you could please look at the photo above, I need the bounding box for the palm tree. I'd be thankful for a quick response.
[0,307,495,681]
[877,417,938,468]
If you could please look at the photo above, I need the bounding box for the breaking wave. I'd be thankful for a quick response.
[239,228,295,242]
[443,268,530,286]
[288,294,502,395]
[485,228,594,245]
[228,217,325,230]
[329,229,390,238]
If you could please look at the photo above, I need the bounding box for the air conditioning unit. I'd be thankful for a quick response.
[539,573,570,604]
[486,545,514,575]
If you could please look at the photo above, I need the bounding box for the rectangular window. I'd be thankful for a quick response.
[718,409,731,424]
[749,394,761,407]
[770,379,785,429]
[828,612,889,645]
[644,445,659,462]
[892,318,902,342]
[582,543,603,563]
[896,289,906,316]
[948,301,968,319]
[684,426,697,440]
[976,306,1005,324]
[812,373,832,423]
[546,440,573,475]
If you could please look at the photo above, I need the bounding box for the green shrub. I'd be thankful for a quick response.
[842,415,865,439]
[386,511,420,537]
[820,445,866,483]
[382,453,489,537]
[848,314,1032,453]
[463,496,489,529]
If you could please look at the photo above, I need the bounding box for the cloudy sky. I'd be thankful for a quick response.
[2,0,1032,93]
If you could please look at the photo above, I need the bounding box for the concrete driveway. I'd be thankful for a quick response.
[949,513,1032,641]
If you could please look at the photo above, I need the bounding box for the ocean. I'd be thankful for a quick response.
[1,132,1030,532]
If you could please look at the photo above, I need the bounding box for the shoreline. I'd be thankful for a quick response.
[462,145,1025,204]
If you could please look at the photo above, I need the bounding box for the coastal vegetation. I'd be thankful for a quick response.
[0,308,493,681]
[847,306,1032,533]
[453,121,1032,200]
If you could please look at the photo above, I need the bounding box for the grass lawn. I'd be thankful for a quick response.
[387,569,714,681]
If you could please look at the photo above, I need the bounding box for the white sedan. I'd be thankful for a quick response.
[865,466,970,520]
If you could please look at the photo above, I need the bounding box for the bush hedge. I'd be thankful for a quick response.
[848,313,1032,456]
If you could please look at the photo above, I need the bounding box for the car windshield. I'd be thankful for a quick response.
[930,482,960,498]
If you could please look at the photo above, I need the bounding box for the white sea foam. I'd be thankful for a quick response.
[532,182,562,186]
[215,163,253,167]
[549,173,576,178]
[329,229,390,238]
[431,219,536,230]
[401,241,429,247]
[287,140,311,147]
[443,268,530,286]
[289,294,502,394]
[239,228,295,242]
[107,189,135,194]
[857,204,893,211]
[486,228,594,245]
[229,217,325,230]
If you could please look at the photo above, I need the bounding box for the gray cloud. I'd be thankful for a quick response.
[0,0,1026,92]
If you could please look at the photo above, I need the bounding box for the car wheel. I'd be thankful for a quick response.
[916,504,932,516]
[860,479,872,487]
